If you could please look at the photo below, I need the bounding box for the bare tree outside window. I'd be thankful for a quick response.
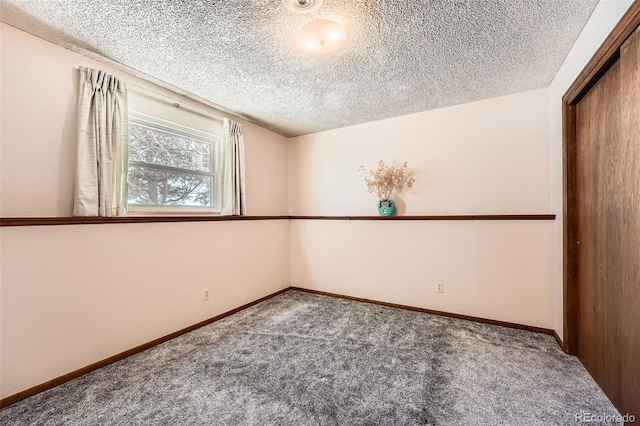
[127,119,217,208]
[128,165,211,206]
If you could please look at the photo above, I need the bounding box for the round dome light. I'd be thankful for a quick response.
[297,19,346,52]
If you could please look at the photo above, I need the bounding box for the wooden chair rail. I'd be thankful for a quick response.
[0,214,556,227]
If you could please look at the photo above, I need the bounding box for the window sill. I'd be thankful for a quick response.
[126,211,221,217]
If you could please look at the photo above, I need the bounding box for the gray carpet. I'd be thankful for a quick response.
[0,290,621,425]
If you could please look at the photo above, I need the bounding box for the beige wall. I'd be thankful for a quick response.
[289,89,555,328]
[0,23,289,217]
[0,24,290,398]
[290,88,550,216]
[1,221,290,398]
[291,220,554,327]
[548,0,633,339]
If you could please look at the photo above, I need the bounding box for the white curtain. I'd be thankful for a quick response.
[73,67,127,217]
[220,118,247,215]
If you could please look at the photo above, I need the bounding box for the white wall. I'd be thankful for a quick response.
[0,24,290,398]
[289,89,555,328]
[548,0,633,339]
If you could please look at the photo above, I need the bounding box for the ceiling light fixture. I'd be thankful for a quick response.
[281,0,323,13]
[297,19,346,52]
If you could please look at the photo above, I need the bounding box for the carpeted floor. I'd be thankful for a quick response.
[0,290,621,425]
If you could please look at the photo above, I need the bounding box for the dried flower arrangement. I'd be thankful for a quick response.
[359,160,415,200]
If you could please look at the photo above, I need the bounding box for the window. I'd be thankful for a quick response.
[126,112,220,213]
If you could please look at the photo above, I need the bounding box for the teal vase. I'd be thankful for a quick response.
[377,199,395,216]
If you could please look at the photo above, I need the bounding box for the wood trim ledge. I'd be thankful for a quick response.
[0,214,555,227]
[0,215,290,227]
[291,215,555,221]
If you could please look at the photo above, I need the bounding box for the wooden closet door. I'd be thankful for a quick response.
[574,28,639,417]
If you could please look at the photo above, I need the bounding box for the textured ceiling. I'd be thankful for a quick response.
[2,0,598,137]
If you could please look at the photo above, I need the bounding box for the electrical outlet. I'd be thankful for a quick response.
[436,282,444,293]
[203,288,210,301]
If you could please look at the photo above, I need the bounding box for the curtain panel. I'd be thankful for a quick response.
[73,67,127,217]
[220,118,247,215]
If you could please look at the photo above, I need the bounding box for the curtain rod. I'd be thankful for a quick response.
[126,82,224,122]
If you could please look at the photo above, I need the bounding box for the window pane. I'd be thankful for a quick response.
[128,165,212,207]
[129,123,212,172]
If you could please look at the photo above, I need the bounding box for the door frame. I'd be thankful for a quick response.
[562,1,640,355]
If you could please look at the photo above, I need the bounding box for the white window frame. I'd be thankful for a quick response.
[126,111,221,214]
